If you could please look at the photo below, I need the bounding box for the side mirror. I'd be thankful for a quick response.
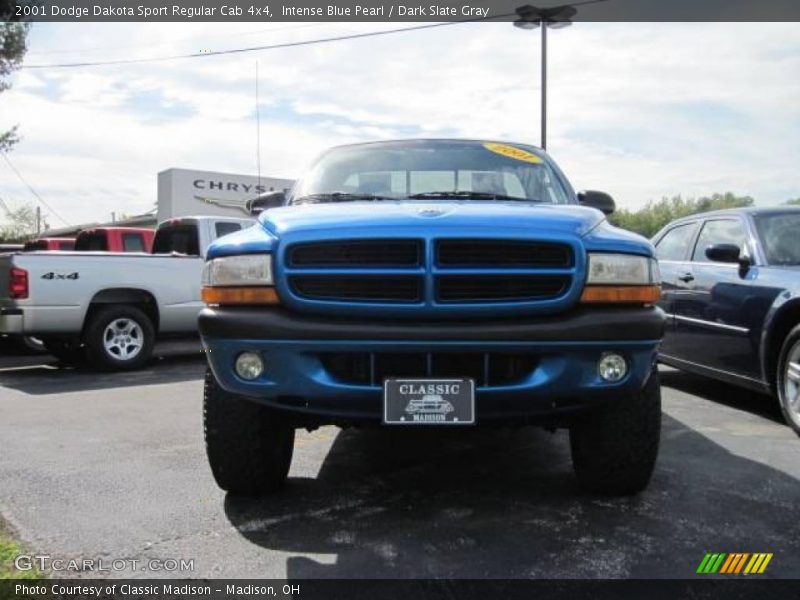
[246,190,286,215]
[578,190,615,215]
[705,243,742,264]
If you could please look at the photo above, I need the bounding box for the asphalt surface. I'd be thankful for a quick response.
[0,344,798,579]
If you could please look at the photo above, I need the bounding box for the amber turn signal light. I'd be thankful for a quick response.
[202,286,280,305]
[580,285,661,304]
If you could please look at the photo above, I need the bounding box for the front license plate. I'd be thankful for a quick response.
[383,378,475,425]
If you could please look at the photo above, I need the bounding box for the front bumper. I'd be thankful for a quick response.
[200,306,665,423]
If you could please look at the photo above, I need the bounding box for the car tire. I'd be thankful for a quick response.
[569,367,661,495]
[776,324,800,437]
[41,337,85,365]
[204,367,295,495]
[83,305,155,371]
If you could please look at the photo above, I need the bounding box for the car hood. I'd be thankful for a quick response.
[259,201,605,239]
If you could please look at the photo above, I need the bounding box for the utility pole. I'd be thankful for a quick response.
[514,4,576,151]
[36,205,41,235]
[255,60,262,187]
[541,22,547,151]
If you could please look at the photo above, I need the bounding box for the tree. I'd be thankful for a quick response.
[610,192,754,238]
[0,0,31,153]
[0,202,46,241]
[785,198,800,206]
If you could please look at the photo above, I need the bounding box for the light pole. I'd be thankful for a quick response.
[514,4,576,151]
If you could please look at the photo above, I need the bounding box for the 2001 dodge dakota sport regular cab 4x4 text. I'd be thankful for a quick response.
[199,139,666,496]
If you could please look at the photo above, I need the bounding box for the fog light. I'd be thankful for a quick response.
[235,352,263,380]
[598,352,627,382]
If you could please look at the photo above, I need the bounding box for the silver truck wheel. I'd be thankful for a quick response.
[777,325,800,436]
[103,318,144,361]
[84,305,155,371]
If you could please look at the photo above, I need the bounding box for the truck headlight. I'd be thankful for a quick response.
[201,254,279,305]
[581,253,661,304]
[586,254,659,285]
[202,254,273,287]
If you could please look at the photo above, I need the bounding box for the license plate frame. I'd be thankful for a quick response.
[383,378,475,425]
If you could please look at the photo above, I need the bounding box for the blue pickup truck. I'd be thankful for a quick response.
[199,139,665,496]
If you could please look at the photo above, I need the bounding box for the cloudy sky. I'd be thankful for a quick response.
[1,21,799,227]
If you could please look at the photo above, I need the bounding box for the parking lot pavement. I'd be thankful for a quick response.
[0,351,798,579]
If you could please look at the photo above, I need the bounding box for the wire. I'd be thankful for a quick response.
[1,153,70,225]
[26,22,332,57]
[20,0,612,70]
[0,195,13,219]
[20,17,512,70]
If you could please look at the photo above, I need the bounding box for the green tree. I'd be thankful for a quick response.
[0,202,46,241]
[785,198,800,206]
[0,1,31,153]
[610,192,754,238]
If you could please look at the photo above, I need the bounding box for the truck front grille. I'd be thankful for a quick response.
[281,237,577,311]
[288,239,422,267]
[436,239,573,267]
[290,275,422,303]
[436,275,568,302]
[319,352,538,388]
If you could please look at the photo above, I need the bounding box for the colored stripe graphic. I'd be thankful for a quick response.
[719,554,736,573]
[697,554,712,574]
[698,553,773,575]
[722,553,748,574]
[759,554,773,573]
[744,553,774,574]
[697,553,727,573]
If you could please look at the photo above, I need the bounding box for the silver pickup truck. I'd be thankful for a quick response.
[0,215,252,370]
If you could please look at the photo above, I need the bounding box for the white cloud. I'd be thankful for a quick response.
[0,21,798,226]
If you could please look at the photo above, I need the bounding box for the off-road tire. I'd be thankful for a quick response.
[41,337,84,365]
[83,305,155,371]
[776,324,800,437]
[204,367,295,495]
[570,367,661,495]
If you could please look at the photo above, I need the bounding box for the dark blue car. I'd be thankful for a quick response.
[653,207,800,435]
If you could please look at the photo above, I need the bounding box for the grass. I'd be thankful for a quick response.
[0,518,41,579]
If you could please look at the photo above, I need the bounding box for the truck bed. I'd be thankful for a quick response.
[0,251,204,335]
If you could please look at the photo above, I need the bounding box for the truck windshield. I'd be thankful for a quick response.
[753,212,800,266]
[291,140,571,205]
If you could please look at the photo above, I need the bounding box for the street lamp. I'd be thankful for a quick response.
[514,4,576,151]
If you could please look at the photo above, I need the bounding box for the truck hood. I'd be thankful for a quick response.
[259,201,605,239]
[206,200,654,259]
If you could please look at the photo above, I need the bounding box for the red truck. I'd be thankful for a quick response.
[74,227,154,253]
[23,238,76,251]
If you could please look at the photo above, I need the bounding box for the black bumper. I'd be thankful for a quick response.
[198,305,666,342]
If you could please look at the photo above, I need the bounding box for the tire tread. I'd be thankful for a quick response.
[570,369,661,495]
[203,367,294,494]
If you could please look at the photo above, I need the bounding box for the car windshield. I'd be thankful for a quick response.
[754,212,800,266]
[290,140,571,205]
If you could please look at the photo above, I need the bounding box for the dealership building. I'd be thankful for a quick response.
[43,168,295,237]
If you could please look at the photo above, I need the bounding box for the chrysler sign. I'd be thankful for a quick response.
[157,168,294,221]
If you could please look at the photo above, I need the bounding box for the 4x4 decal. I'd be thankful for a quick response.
[41,271,79,280]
